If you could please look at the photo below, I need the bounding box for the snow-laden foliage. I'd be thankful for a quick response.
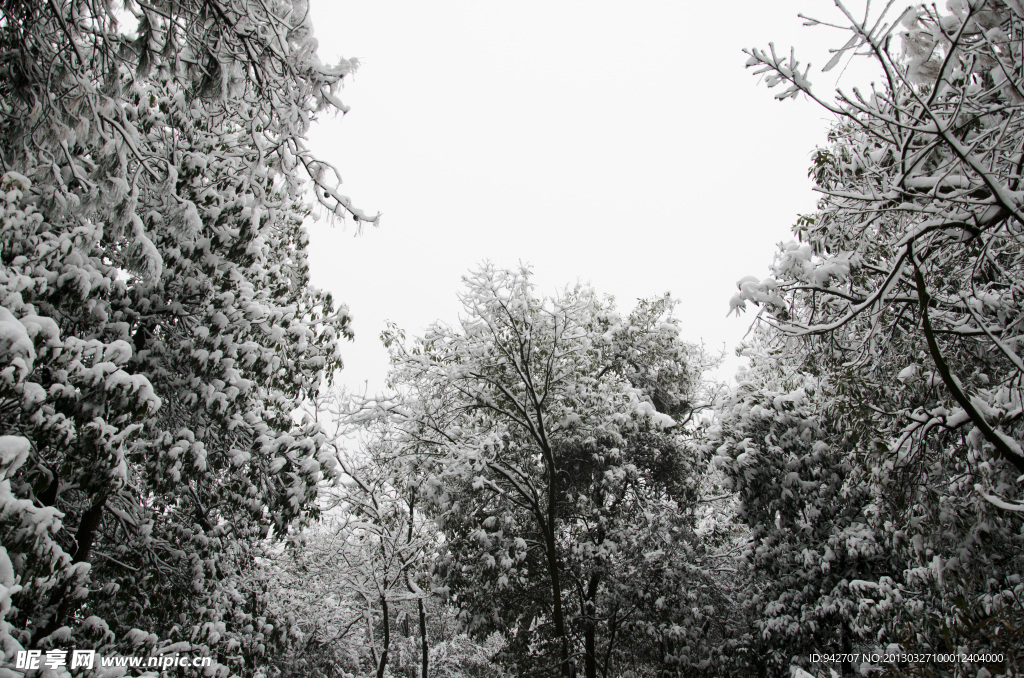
[720,1,1024,676]
[345,265,723,678]
[323,422,435,678]
[259,416,509,678]
[736,0,1024,483]
[1,0,373,227]
[259,521,375,678]
[711,328,1024,677]
[0,0,357,674]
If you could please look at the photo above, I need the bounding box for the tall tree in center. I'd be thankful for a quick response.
[359,265,717,678]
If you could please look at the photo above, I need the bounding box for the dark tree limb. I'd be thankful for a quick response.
[911,243,1024,475]
[376,594,390,678]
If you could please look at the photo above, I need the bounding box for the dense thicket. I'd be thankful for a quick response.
[335,266,727,678]
[720,1,1024,675]
[0,0,362,675]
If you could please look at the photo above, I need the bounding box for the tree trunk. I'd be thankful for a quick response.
[542,524,569,676]
[538,435,570,678]
[584,620,597,678]
[71,495,107,564]
[376,595,391,678]
[583,571,601,678]
[661,636,675,678]
[841,621,854,676]
[541,512,569,677]
[602,612,619,678]
[34,495,107,644]
[418,597,428,678]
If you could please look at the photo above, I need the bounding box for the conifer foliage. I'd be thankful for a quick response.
[0,0,359,675]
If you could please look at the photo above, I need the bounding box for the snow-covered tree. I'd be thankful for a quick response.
[735,0,1024,487]
[260,395,516,678]
[721,2,1024,675]
[0,0,363,674]
[353,265,720,678]
[263,517,510,678]
[327,427,435,678]
[708,333,897,676]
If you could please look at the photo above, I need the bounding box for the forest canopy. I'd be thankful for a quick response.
[1,1,1024,678]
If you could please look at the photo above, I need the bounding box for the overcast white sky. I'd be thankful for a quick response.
[303,1,881,395]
